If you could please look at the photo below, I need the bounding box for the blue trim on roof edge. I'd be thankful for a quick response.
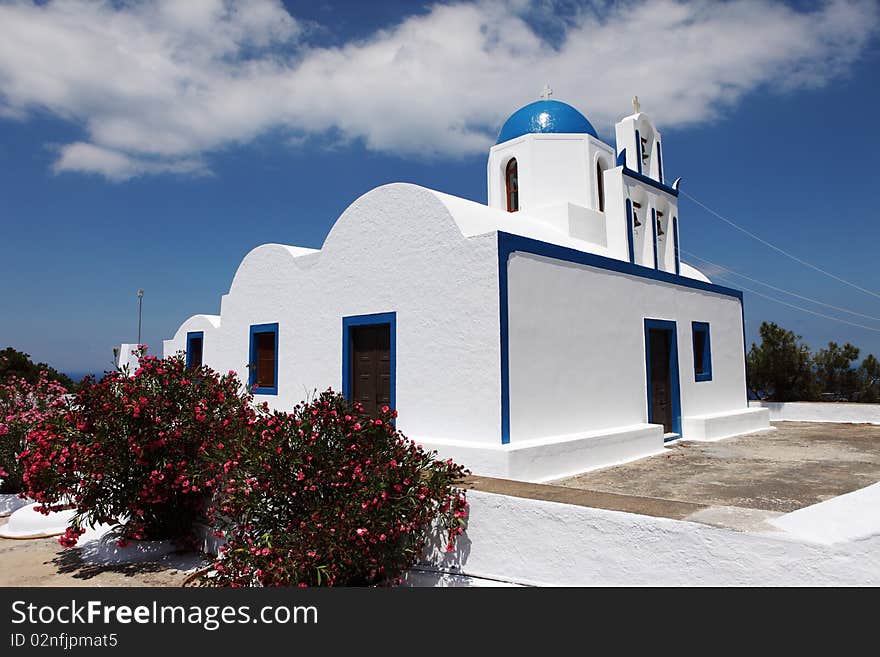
[622,167,679,197]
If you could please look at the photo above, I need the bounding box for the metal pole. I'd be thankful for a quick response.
[137,289,144,344]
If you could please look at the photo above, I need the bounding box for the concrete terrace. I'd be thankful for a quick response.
[463,421,880,533]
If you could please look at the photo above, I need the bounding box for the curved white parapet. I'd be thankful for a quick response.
[421,489,880,585]
[0,494,32,517]
[769,482,880,545]
[0,502,77,538]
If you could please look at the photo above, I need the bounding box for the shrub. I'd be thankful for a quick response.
[18,347,256,547]
[0,373,69,494]
[0,347,77,391]
[205,390,469,587]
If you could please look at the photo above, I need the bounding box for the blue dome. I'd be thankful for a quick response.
[496,99,597,144]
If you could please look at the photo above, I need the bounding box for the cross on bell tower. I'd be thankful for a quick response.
[540,84,553,100]
[632,95,641,114]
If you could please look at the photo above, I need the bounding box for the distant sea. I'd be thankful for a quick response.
[63,370,105,383]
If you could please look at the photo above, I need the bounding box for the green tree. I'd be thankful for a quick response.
[0,347,76,390]
[859,354,880,403]
[746,322,816,401]
[813,342,860,400]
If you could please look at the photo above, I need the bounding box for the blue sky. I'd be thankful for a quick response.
[0,0,879,377]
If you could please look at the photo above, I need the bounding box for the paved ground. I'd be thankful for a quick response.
[0,518,194,587]
[554,421,880,513]
[465,421,880,532]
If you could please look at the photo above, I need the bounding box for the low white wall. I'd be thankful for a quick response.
[682,407,771,442]
[423,490,880,586]
[770,482,880,545]
[750,401,880,425]
[417,423,665,483]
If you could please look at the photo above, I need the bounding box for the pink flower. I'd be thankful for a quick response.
[356,528,367,536]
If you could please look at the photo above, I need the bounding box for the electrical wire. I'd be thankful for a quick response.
[681,249,880,324]
[681,189,880,302]
[711,273,880,333]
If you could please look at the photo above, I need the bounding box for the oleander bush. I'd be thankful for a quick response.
[15,346,469,585]
[205,390,469,587]
[18,347,256,547]
[0,372,69,494]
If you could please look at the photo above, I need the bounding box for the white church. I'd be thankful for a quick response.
[163,92,769,482]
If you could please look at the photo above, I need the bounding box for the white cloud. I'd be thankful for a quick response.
[0,0,876,179]
[52,142,208,180]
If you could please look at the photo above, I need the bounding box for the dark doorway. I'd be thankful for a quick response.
[648,329,673,432]
[644,319,681,437]
[254,332,276,388]
[188,337,203,368]
[349,323,391,417]
[186,331,203,369]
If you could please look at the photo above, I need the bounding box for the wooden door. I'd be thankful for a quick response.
[648,328,673,433]
[350,324,391,416]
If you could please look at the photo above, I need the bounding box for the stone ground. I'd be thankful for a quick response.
[465,421,880,532]
[3,421,879,585]
[0,521,195,587]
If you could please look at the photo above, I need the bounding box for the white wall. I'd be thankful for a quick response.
[507,252,748,441]
[114,343,142,374]
[165,183,503,446]
[750,401,880,425]
[423,490,880,586]
[487,133,615,216]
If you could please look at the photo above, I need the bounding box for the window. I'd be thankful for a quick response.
[596,161,605,212]
[505,158,519,212]
[692,322,712,382]
[185,331,203,369]
[249,323,278,395]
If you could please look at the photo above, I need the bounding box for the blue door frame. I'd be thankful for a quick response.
[342,312,396,411]
[644,318,682,439]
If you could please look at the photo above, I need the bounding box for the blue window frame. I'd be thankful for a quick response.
[249,323,278,395]
[692,321,712,382]
[342,312,396,412]
[185,331,204,369]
